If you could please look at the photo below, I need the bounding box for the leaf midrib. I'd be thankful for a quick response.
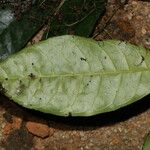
[0,67,149,81]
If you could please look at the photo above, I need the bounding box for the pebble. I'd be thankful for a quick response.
[141,28,146,34]
[3,123,12,135]
[26,121,50,138]
[2,116,22,136]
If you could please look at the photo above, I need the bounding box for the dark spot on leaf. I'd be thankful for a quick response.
[5,78,8,81]
[31,63,34,66]
[136,55,145,66]
[19,83,25,90]
[68,112,72,117]
[39,98,42,100]
[86,83,89,86]
[72,51,76,55]
[90,75,93,78]
[80,57,87,61]
[141,55,145,64]
[28,73,36,79]
[89,80,91,83]
[104,56,107,59]
[16,82,26,95]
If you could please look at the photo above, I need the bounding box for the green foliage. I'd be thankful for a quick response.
[0,0,57,60]
[43,0,107,38]
[143,133,150,150]
[0,0,107,60]
[0,35,149,116]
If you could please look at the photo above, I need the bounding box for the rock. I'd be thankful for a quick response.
[13,117,22,129]
[3,123,12,136]
[26,121,50,138]
[2,116,22,136]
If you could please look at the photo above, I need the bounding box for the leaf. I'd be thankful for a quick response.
[0,35,150,116]
[143,133,150,150]
[0,1,58,60]
[43,0,107,39]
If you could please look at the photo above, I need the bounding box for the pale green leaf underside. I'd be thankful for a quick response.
[0,35,150,116]
[143,133,150,150]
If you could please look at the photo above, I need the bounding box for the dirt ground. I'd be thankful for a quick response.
[0,0,150,150]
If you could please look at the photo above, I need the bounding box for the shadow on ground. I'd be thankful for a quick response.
[0,94,149,130]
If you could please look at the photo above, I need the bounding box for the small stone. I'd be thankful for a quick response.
[127,13,133,20]
[13,117,22,129]
[26,121,50,138]
[132,1,137,5]
[2,123,12,135]
[141,28,146,34]
[111,137,121,145]
[2,116,22,136]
